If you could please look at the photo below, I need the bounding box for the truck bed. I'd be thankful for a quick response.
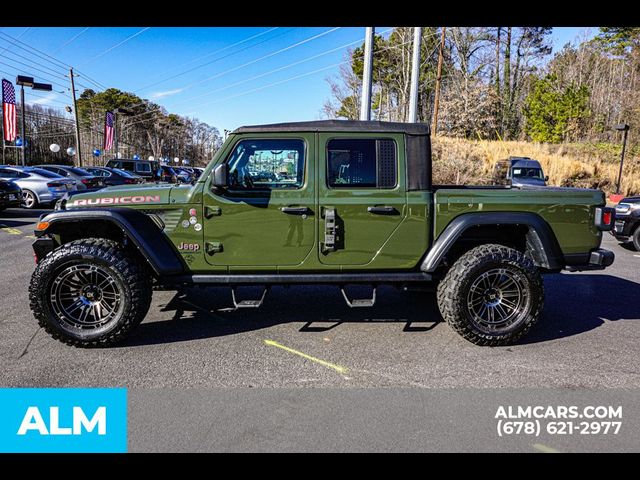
[434,186,606,255]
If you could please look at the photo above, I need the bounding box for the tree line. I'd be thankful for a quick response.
[323,27,639,146]
[3,88,222,167]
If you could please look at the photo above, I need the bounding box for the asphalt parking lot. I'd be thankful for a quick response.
[1,207,639,389]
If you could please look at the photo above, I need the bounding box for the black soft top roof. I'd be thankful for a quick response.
[233,120,430,136]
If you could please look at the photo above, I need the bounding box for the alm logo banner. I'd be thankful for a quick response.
[0,388,127,453]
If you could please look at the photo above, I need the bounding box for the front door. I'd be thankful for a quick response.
[203,134,315,269]
[317,133,407,266]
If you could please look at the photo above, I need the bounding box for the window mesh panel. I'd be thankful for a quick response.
[377,139,396,188]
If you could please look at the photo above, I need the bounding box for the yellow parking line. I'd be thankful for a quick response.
[533,443,560,453]
[264,339,348,375]
[0,224,23,235]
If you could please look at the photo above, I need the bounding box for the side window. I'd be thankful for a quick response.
[136,162,151,173]
[0,169,16,178]
[227,138,305,190]
[121,162,135,172]
[327,138,397,188]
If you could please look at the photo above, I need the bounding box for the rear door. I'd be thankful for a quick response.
[202,134,315,269]
[317,133,407,266]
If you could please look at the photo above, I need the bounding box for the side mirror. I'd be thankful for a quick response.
[544,175,549,182]
[211,163,228,190]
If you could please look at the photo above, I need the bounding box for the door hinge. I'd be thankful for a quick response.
[204,205,222,218]
[205,241,223,255]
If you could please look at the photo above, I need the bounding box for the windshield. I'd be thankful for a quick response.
[512,167,543,179]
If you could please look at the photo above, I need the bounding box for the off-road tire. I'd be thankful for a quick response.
[632,226,640,252]
[437,243,544,346]
[29,238,152,347]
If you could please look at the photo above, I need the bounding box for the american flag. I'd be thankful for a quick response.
[2,79,17,142]
[104,111,114,151]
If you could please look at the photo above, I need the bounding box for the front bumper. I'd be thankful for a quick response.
[565,248,615,272]
[0,191,22,208]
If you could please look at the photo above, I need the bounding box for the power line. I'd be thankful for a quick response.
[0,60,68,90]
[134,27,293,93]
[180,27,342,93]
[0,27,30,57]
[78,27,150,66]
[0,31,70,70]
[178,27,279,69]
[194,35,431,110]
[171,28,394,108]
[51,27,90,54]
[1,49,68,80]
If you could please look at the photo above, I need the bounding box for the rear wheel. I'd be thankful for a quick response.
[29,238,152,347]
[632,227,640,252]
[437,244,544,346]
[22,190,38,209]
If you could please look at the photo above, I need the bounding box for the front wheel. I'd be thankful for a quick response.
[29,238,152,347]
[22,190,38,209]
[437,244,544,346]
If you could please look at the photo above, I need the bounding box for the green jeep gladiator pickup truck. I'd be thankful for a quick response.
[29,120,616,347]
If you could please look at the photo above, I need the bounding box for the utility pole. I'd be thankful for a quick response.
[408,27,422,123]
[113,111,119,159]
[69,68,83,166]
[432,27,446,133]
[615,123,630,194]
[19,85,26,165]
[360,27,375,121]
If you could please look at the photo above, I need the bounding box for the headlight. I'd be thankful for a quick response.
[615,203,631,214]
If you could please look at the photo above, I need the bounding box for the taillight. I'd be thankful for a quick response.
[124,178,135,184]
[81,178,91,185]
[595,207,615,231]
[47,182,61,188]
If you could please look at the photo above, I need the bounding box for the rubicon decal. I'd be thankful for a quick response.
[71,195,161,206]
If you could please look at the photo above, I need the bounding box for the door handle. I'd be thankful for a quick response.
[281,206,310,215]
[367,205,398,215]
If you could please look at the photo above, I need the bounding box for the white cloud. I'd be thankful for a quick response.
[151,88,183,99]
[31,92,63,106]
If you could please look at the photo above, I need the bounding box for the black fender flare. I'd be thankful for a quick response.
[35,208,185,276]
[420,212,564,272]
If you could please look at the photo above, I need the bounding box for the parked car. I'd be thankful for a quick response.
[0,178,22,211]
[35,165,104,190]
[173,166,195,183]
[493,157,548,187]
[105,159,159,181]
[0,166,76,209]
[612,196,640,251]
[156,165,179,183]
[85,167,145,186]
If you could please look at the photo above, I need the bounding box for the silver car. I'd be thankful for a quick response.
[0,166,76,209]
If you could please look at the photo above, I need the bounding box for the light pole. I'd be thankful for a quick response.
[15,75,52,166]
[614,123,630,195]
[113,107,133,159]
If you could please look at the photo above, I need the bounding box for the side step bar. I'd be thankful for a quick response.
[341,287,376,307]
[171,272,432,286]
[231,286,269,308]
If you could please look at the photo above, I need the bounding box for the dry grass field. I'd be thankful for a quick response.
[432,136,640,196]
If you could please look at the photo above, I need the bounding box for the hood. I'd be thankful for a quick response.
[620,196,640,204]
[65,183,176,208]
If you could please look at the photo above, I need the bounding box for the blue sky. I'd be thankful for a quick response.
[0,26,597,132]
